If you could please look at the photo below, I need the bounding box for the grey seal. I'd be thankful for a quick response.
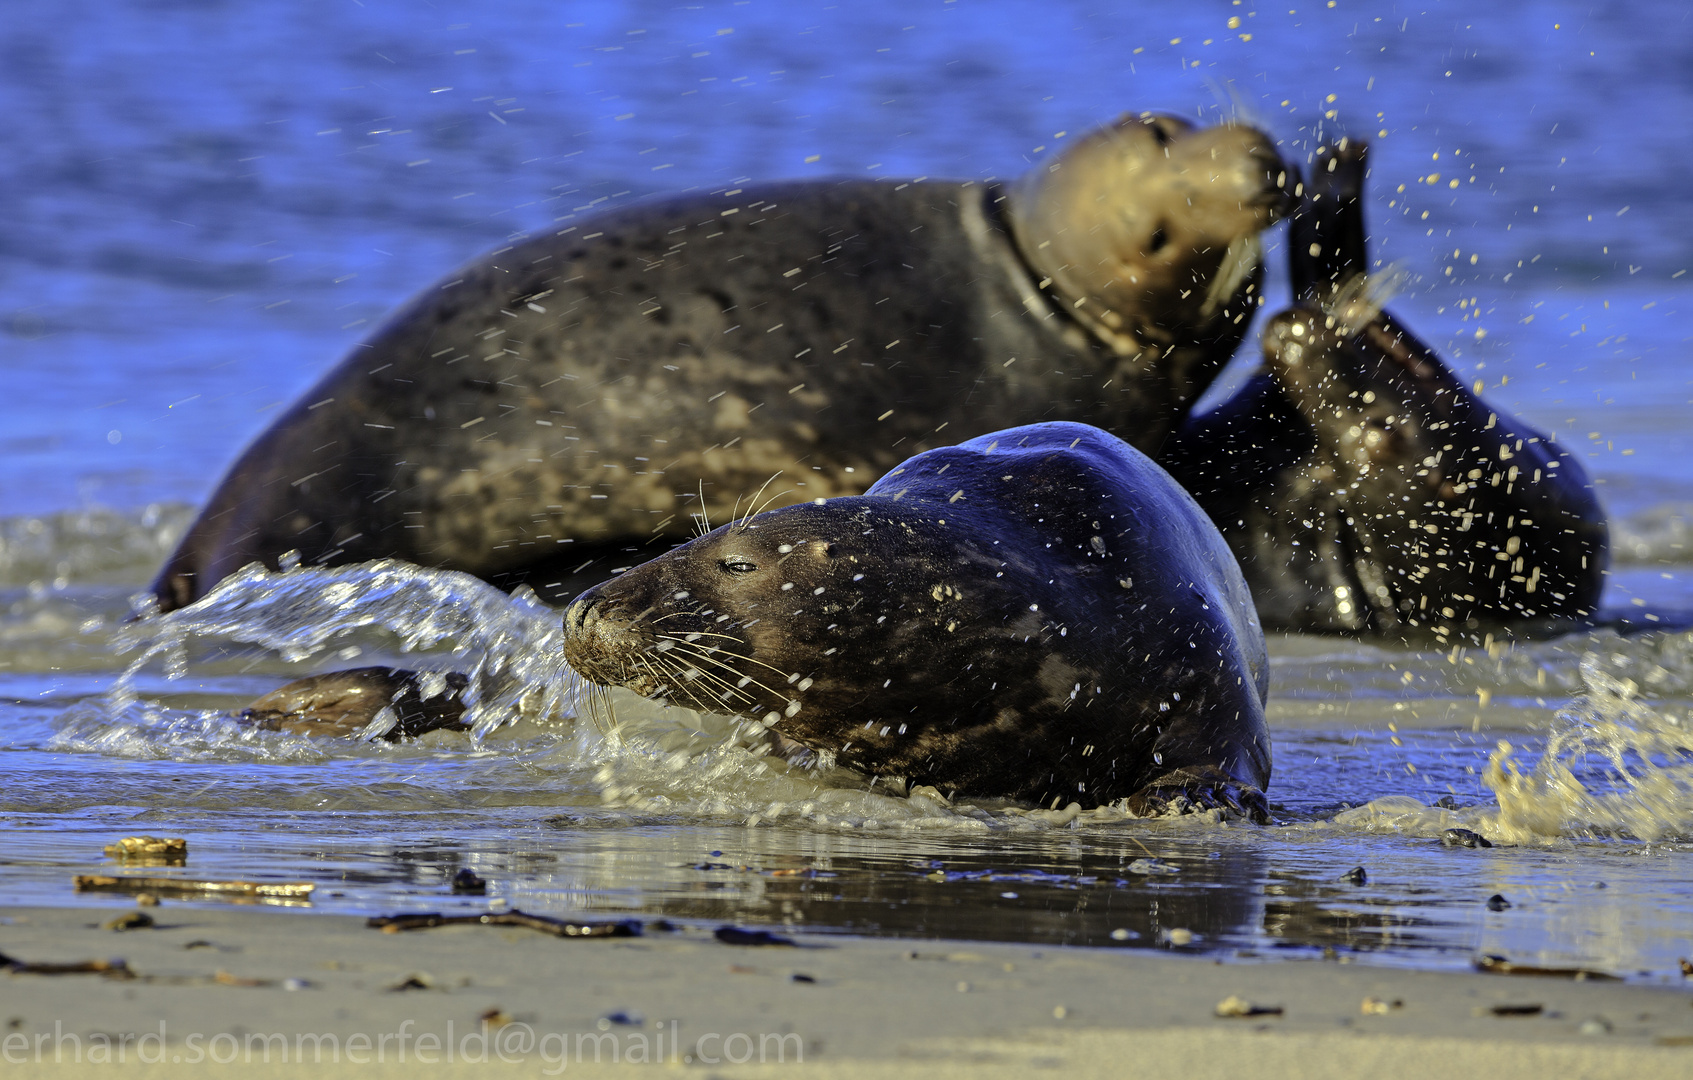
[151,112,1293,611]
[1162,140,1607,635]
[561,421,1272,817]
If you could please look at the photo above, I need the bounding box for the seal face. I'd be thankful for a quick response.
[151,113,1294,611]
[562,422,1271,815]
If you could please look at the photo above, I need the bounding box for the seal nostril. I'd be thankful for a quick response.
[564,597,599,632]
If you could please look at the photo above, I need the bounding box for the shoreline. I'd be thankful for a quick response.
[3,903,1691,1077]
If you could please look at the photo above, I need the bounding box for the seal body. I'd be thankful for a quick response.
[152,114,1292,610]
[1162,141,1607,635]
[562,422,1271,814]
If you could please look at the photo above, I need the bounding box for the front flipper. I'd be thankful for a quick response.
[240,667,470,740]
[1126,766,1271,825]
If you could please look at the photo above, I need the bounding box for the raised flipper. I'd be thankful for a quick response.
[1163,140,1608,637]
[239,667,469,739]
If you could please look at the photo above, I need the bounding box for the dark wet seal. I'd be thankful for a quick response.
[239,667,469,740]
[1340,866,1368,885]
[1486,893,1513,911]
[1162,139,1607,636]
[715,927,797,947]
[1476,955,1620,981]
[791,973,818,983]
[1441,828,1494,848]
[450,868,487,894]
[367,911,642,939]
[562,421,1272,821]
[149,112,1295,613]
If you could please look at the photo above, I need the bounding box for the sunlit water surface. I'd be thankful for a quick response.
[1,0,1692,986]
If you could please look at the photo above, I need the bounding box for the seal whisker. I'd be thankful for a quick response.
[1204,76,1268,134]
[649,611,700,625]
[1321,264,1410,336]
[660,643,789,704]
[658,641,772,691]
[657,630,750,646]
[745,485,796,526]
[736,472,787,530]
[665,641,797,684]
[657,655,751,710]
[583,682,615,735]
[644,653,729,714]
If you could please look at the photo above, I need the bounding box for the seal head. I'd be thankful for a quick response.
[1010,113,1294,410]
[563,422,1271,815]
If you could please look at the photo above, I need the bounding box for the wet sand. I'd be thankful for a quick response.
[3,903,1690,1077]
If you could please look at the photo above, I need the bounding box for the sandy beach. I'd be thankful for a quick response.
[3,902,1690,1078]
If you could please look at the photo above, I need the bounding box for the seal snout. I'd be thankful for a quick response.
[561,591,646,687]
[563,593,598,634]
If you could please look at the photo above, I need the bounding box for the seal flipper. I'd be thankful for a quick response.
[1286,139,1370,303]
[239,667,469,740]
[1125,766,1271,825]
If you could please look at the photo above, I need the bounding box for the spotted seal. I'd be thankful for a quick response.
[561,421,1271,817]
[151,112,1293,611]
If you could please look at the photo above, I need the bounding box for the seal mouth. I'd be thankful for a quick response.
[562,592,792,718]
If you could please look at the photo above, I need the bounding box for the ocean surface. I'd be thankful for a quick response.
[2,0,1691,983]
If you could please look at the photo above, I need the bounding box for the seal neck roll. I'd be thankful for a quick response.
[1000,158,1153,364]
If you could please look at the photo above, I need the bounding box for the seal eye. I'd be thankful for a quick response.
[1148,226,1169,255]
[720,558,758,575]
[1144,118,1173,147]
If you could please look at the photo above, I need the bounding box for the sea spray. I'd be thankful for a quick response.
[1484,653,1693,842]
[103,559,581,740]
[1329,641,1693,843]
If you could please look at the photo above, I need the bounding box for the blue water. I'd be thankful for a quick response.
[1,0,1691,983]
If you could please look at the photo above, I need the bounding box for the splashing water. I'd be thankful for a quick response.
[1330,641,1693,844]
[85,559,580,744]
[1482,655,1693,843]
